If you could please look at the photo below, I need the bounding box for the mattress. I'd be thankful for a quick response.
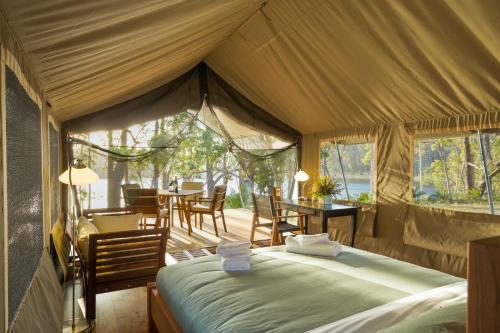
[156,246,463,333]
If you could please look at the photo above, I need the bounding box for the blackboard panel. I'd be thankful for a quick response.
[6,67,43,324]
[49,123,60,225]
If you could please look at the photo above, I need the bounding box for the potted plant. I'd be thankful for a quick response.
[311,176,343,205]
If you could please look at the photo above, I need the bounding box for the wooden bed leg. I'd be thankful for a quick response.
[147,281,184,333]
[148,282,159,333]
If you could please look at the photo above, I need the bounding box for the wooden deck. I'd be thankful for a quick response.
[68,208,269,333]
[167,208,267,252]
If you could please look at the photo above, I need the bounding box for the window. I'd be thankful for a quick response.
[413,130,500,214]
[320,141,375,202]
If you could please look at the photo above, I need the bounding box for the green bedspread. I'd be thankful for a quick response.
[156,246,463,333]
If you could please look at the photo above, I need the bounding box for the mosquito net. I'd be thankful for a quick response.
[63,63,301,210]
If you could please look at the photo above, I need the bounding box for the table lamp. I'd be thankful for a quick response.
[59,158,99,333]
[294,169,309,200]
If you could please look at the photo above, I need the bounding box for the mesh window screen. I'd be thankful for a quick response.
[49,123,60,225]
[71,113,297,210]
[5,67,44,324]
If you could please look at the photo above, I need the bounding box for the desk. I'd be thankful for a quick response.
[280,199,358,246]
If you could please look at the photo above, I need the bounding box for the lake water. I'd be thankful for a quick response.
[81,177,435,208]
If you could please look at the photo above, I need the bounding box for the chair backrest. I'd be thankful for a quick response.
[272,186,282,212]
[182,181,204,191]
[272,187,282,201]
[209,185,227,211]
[252,193,277,220]
[126,188,160,214]
[122,183,141,206]
[86,228,167,319]
[182,181,204,201]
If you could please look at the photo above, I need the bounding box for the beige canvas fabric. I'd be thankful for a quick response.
[0,0,497,129]
[404,205,500,258]
[207,0,500,134]
[9,249,64,333]
[0,0,264,120]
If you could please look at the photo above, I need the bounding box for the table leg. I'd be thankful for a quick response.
[181,197,193,235]
[351,211,357,247]
[176,196,184,228]
[321,212,329,233]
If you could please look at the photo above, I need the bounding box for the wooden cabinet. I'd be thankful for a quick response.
[467,236,500,333]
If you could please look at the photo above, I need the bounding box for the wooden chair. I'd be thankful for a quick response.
[171,181,204,227]
[85,228,167,320]
[121,183,141,206]
[126,188,170,233]
[186,185,227,237]
[251,193,306,246]
[272,186,283,216]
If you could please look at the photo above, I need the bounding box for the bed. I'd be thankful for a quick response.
[148,246,465,333]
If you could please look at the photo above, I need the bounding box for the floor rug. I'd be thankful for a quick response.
[165,239,271,265]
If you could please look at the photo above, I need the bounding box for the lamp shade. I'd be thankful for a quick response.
[59,159,99,185]
[294,169,309,182]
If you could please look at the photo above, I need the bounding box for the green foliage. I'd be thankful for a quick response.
[225,191,243,209]
[356,192,372,203]
[311,176,343,198]
[413,133,500,212]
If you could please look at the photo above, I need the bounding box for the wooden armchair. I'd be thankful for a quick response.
[186,185,227,237]
[84,228,167,320]
[251,193,306,246]
[126,188,170,233]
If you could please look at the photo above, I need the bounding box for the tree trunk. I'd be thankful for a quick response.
[206,161,215,195]
[484,135,492,162]
[437,142,452,198]
[152,120,160,188]
[162,170,169,190]
[464,137,474,190]
[107,130,127,207]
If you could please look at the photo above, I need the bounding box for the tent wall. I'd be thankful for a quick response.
[302,111,500,277]
[0,44,62,331]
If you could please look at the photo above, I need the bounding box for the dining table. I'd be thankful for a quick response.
[158,189,204,234]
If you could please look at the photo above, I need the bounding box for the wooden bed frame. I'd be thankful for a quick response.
[148,282,183,333]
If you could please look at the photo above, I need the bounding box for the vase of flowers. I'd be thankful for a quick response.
[311,176,343,205]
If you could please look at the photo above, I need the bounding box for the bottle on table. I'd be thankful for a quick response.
[174,177,179,193]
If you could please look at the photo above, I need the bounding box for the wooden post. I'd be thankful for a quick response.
[467,236,500,333]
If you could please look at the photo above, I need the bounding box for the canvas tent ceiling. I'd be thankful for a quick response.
[0,0,498,134]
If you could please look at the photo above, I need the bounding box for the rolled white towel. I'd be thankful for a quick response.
[295,233,330,246]
[216,241,251,257]
[285,236,342,257]
[221,256,251,272]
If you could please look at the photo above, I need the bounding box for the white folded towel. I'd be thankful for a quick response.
[221,256,251,272]
[285,236,342,257]
[216,241,251,257]
[295,233,330,246]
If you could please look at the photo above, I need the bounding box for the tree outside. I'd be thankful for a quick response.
[413,133,500,213]
[72,113,297,209]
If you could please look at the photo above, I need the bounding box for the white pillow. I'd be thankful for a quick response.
[93,213,142,233]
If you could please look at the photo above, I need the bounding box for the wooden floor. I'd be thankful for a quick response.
[166,208,267,252]
[67,208,269,333]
